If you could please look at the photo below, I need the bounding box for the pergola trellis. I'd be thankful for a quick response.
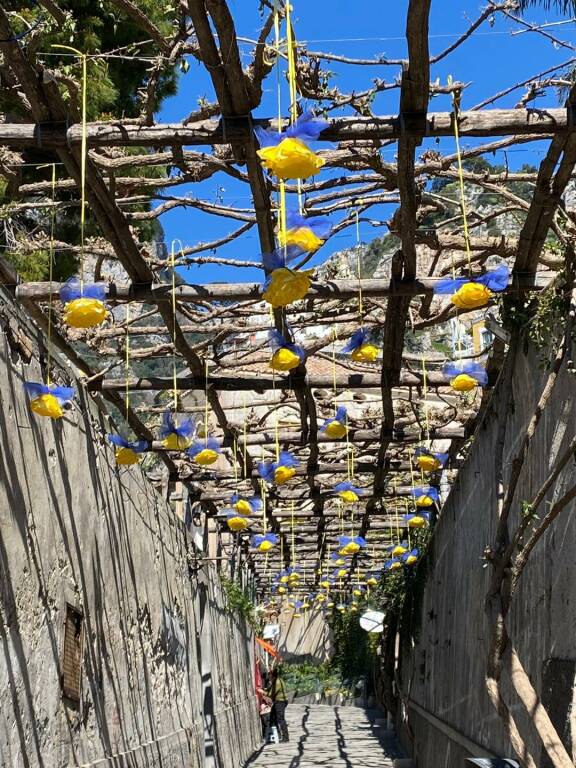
[1,0,574,599]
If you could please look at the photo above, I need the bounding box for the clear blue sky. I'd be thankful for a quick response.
[155,1,575,284]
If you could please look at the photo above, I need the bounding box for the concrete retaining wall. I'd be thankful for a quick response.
[397,337,576,766]
[0,286,260,768]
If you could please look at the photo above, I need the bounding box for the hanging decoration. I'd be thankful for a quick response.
[187,437,221,466]
[402,548,419,566]
[434,264,509,309]
[321,406,348,439]
[443,361,488,392]
[366,572,380,587]
[251,532,278,552]
[24,382,75,419]
[277,211,332,254]
[268,330,305,372]
[258,450,300,485]
[232,494,263,516]
[414,447,448,472]
[255,112,328,180]
[342,329,379,363]
[60,278,107,329]
[227,512,250,532]
[385,558,403,571]
[403,511,430,529]
[332,481,366,503]
[107,434,148,466]
[338,534,367,557]
[410,486,439,507]
[159,411,194,451]
[386,541,409,558]
[261,247,314,308]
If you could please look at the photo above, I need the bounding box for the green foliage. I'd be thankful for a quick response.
[330,608,375,685]
[220,575,258,631]
[2,248,77,282]
[281,661,345,696]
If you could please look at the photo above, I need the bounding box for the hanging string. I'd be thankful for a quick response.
[125,304,130,421]
[285,0,304,212]
[422,358,431,451]
[355,210,364,324]
[170,241,179,411]
[46,163,56,385]
[272,370,280,462]
[450,81,472,273]
[291,500,295,566]
[243,393,248,479]
[204,357,210,445]
[52,45,87,284]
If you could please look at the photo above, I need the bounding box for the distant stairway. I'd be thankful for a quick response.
[243,704,404,768]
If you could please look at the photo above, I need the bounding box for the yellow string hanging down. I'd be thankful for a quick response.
[170,241,179,410]
[450,80,472,273]
[46,163,56,385]
[125,304,131,420]
[355,210,364,323]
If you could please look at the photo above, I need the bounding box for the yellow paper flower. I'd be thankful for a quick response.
[64,297,107,329]
[193,448,219,466]
[30,393,63,419]
[274,465,296,485]
[351,344,379,363]
[452,282,493,310]
[417,454,441,471]
[270,347,302,372]
[262,267,313,308]
[278,226,324,253]
[227,515,249,532]
[115,447,140,466]
[257,137,326,179]
[163,433,192,451]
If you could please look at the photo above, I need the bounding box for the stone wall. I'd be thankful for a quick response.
[396,336,576,766]
[0,285,261,768]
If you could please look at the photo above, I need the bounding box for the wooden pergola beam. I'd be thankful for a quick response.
[88,371,464,392]
[145,424,464,450]
[13,273,546,304]
[0,109,566,149]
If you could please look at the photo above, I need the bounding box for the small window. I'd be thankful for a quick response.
[61,604,83,703]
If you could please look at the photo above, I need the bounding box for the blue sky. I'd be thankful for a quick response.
[155,1,576,284]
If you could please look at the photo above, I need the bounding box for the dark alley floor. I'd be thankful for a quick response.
[244,704,403,768]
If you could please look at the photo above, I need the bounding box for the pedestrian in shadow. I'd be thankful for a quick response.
[269,666,289,742]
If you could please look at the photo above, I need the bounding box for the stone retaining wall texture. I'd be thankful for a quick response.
[0,286,260,768]
[398,337,576,766]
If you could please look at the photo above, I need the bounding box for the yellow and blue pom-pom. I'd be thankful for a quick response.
[251,532,278,552]
[268,330,305,372]
[411,486,439,507]
[232,494,262,516]
[255,113,328,180]
[337,535,367,557]
[321,406,348,439]
[402,548,419,566]
[159,411,194,450]
[333,481,365,504]
[443,361,488,392]
[226,513,249,532]
[434,264,509,310]
[107,434,148,466]
[414,447,448,472]
[187,437,221,466]
[278,211,332,253]
[258,450,299,486]
[60,278,107,329]
[404,512,430,529]
[387,542,409,558]
[342,328,379,363]
[24,382,74,419]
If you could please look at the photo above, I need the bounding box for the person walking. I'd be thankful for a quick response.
[269,666,289,742]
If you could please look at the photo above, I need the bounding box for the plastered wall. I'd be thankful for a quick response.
[0,286,260,768]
